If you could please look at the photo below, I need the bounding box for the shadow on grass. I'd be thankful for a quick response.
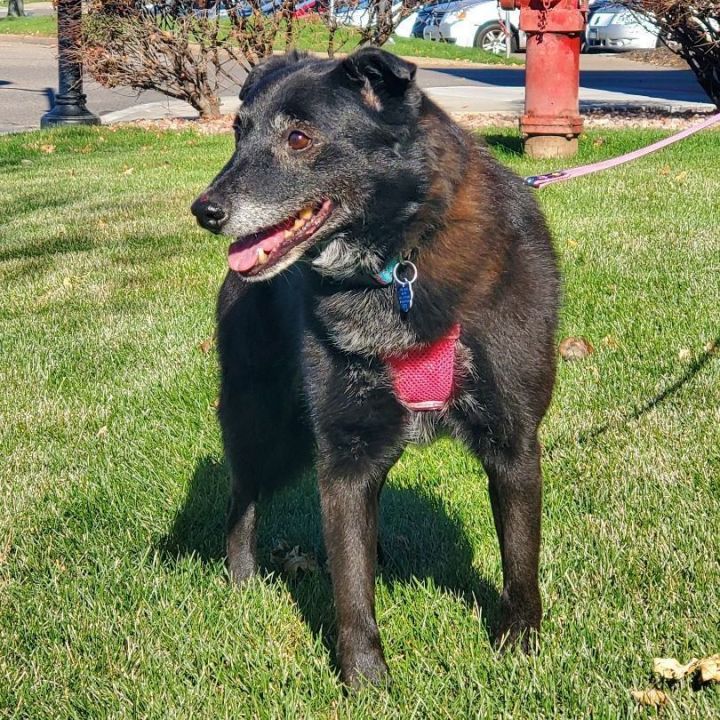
[160,455,501,664]
[482,134,525,157]
[573,336,720,447]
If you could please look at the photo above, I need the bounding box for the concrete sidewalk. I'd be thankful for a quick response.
[0,32,714,133]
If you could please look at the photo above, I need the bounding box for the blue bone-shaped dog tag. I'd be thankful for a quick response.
[397,282,414,313]
[393,260,418,314]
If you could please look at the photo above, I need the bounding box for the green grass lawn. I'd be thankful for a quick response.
[0,13,55,35]
[1,125,719,718]
[0,13,519,64]
[386,36,522,64]
[277,20,521,64]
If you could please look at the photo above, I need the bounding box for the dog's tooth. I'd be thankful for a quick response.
[257,247,269,265]
[293,217,305,230]
[299,207,313,220]
[284,229,293,239]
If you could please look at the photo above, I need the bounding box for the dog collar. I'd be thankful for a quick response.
[371,257,399,286]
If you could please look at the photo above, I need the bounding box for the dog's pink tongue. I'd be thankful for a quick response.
[228,242,260,273]
[228,225,287,273]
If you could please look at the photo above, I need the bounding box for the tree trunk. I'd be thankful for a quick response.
[194,93,221,119]
[682,50,720,107]
[7,0,27,17]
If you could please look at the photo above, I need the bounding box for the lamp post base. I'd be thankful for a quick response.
[41,95,100,128]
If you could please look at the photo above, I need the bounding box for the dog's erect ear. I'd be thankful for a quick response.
[336,47,419,111]
[240,51,308,103]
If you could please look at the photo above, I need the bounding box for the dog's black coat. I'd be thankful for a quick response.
[192,48,560,687]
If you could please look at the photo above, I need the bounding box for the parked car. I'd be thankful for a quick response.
[423,0,521,53]
[293,0,327,18]
[584,2,660,51]
[410,0,445,39]
[393,10,419,38]
[144,0,324,19]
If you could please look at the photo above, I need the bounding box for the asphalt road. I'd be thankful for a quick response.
[0,33,713,133]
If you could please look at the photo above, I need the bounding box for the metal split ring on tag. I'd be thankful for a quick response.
[393,260,418,313]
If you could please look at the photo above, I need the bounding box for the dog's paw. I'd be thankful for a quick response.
[494,591,541,654]
[340,645,390,690]
[495,618,540,654]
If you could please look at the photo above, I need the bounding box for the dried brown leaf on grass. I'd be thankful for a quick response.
[631,688,669,707]
[559,336,594,361]
[653,657,699,680]
[600,335,620,350]
[650,653,720,685]
[697,654,720,683]
[198,337,215,354]
[677,347,692,362]
[270,541,318,578]
[631,688,668,707]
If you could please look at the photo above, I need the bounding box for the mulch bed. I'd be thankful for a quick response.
[624,47,689,69]
[122,106,718,136]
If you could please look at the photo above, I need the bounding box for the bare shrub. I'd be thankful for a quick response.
[78,0,290,118]
[627,1,720,106]
[77,0,419,117]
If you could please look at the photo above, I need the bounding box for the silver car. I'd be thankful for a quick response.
[585,3,660,51]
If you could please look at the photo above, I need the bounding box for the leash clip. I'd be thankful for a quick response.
[393,260,418,313]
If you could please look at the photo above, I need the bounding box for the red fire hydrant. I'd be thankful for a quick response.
[500,0,588,157]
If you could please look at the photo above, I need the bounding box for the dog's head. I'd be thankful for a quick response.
[191,48,427,281]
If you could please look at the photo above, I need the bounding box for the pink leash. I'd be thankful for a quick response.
[525,111,720,189]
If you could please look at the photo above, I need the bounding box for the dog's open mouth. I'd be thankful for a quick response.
[228,199,334,276]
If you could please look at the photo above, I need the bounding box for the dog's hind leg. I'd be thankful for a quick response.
[480,434,543,652]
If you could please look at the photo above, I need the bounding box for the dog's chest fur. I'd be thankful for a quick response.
[302,280,483,448]
[314,286,418,357]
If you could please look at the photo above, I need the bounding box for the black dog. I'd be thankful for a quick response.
[191,47,559,688]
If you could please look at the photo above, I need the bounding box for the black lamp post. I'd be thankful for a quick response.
[41,0,100,128]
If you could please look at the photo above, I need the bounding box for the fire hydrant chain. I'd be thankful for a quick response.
[538,0,554,33]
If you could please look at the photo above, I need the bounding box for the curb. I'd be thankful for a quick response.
[100,96,240,124]
[100,93,715,126]
[0,32,55,45]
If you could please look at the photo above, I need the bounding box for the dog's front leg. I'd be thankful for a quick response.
[318,467,389,688]
[304,335,405,687]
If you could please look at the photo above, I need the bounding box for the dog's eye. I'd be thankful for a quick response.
[288,130,312,151]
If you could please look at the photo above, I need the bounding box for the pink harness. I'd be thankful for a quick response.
[385,324,461,412]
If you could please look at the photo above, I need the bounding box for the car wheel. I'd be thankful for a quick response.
[474,22,516,54]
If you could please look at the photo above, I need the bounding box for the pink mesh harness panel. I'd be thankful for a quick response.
[385,324,461,412]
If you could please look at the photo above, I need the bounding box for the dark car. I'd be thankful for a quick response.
[411,0,444,38]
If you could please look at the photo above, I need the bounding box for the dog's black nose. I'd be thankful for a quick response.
[191,193,228,233]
